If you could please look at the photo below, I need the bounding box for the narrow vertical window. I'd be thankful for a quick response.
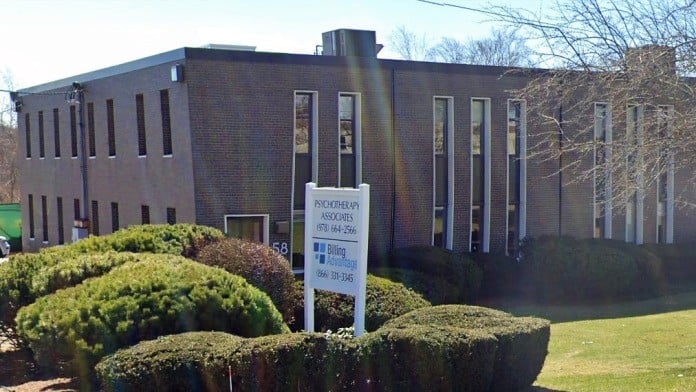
[160,89,172,156]
[107,99,116,157]
[74,198,80,221]
[136,94,147,156]
[38,111,45,158]
[41,196,48,242]
[657,105,674,243]
[53,108,61,158]
[28,194,35,239]
[141,205,150,224]
[70,105,78,157]
[507,100,523,254]
[471,99,490,252]
[57,197,64,245]
[25,113,31,158]
[626,104,643,243]
[433,97,452,249]
[339,94,360,187]
[87,102,96,157]
[593,103,611,239]
[292,92,316,269]
[111,202,119,232]
[166,207,176,224]
[91,200,99,235]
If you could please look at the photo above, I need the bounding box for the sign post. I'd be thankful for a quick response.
[304,182,369,336]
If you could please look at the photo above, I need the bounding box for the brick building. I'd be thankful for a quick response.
[13,30,696,269]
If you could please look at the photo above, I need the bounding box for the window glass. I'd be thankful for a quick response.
[472,100,484,155]
[295,94,311,154]
[434,99,446,154]
[226,216,265,243]
[339,95,354,154]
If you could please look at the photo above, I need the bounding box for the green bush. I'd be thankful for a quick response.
[388,246,483,303]
[43,223,224,257]
[383,305,550,392]
[196,237,295,324]
[0,224,223,348]
[16,257,288,379]
[369,267,462,304]
[641,243,696,290]
[98,305,548,392]
[520,236,661,303]
[471,252,523,299]
[292,274,430,332]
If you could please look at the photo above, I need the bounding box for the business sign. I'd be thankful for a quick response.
[304,183,369,336]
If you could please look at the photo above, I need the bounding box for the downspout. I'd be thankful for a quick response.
[390,67,396,251]
[76,84,89,225]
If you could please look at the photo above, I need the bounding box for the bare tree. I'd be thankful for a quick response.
[388,25,433,61]
[0,70,19,203]
[430,28,536,66]
[486,0,696,209]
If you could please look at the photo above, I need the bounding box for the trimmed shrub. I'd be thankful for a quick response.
[519,236,660,302]
[641,243,696,290]
[369,267,462,304]
[15,257,288,379]
[472,252,523,299]
[96,332,245,392]
[196,237,295,324]
[292,274,430,332]
[384,305,551,392]
[388,246,483,303]
[43,223,224,257]
[98,305,547,392]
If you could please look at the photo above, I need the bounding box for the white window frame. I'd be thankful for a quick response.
[470,98,491,253]
[432,96,454,249]
[506,99,527,255]
[223,214,269,245]
[291,90,319,271]
[337,92,362,187]
[593,102,613,239]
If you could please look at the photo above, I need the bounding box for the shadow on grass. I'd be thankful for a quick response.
[524,387,569,392]
[478,289,696,323]
[0,348,40,385]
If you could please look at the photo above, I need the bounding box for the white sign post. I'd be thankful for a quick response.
[304,182,369,336]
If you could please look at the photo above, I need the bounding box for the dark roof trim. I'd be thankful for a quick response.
[21,48,187,93]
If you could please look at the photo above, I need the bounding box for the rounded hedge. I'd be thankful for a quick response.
[97,305,548,392]
[16,257,288,378]
[292,274,430,332]
[387,246,483,304]
[383,305,551,392]
[196,237,296,324]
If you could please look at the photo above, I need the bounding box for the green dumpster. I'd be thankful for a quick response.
[0,203,22,252]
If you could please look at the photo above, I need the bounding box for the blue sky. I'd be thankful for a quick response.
[2,0,545,89]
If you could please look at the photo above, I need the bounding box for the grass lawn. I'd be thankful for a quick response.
[495,291,696,392]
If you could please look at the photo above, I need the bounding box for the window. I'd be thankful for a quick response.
[339,93,361,187]
[41,195,48,243]
[166,207,176,224]
[225,215,268,244]
[141,205,150,224]
[87,102,96,157]
[53,108,61,158]
[25,113,31,158]
[657,105,674,243]
[70,105,78,158]
[107,99,116,157]
[57,197,64,245]
[594,103,612,239]
[38,111,45,158]
[74,198,80,220]
[111,202,119,232]
[471,99,490,252]
[160,90,172,156]
[625,104,643,244]
[507,100,525,255]
[91,200,99,235]
[433,97,453,249]
[28,194,35,239]
[292,92,318,269]
[136,94,147,156]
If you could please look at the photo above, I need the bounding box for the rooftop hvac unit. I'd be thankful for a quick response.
[322,29,382,57]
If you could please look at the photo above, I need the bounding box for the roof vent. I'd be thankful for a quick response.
[321,29,382,57]
[201,44,256,51]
